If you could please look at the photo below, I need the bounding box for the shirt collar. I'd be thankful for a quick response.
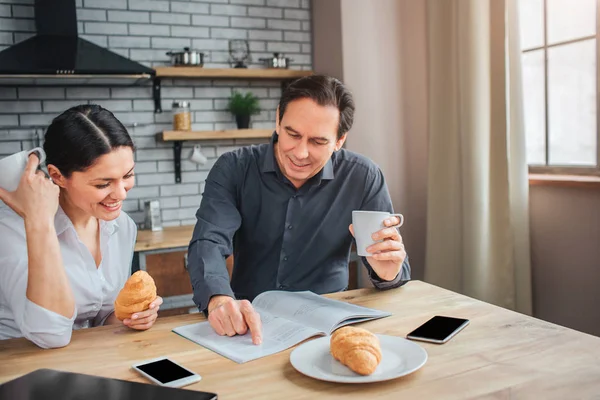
[54,206,71,236]
[261,131,335,182]
[320,156,334,180]
[54,206,120,237]
[101,216,119,237]
[261,131,279,173]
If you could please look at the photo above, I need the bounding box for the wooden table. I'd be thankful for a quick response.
[2,281,600,399]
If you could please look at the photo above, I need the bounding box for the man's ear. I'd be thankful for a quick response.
[47,165,66,188]
[275,106,280,134]
[334,133,347,151]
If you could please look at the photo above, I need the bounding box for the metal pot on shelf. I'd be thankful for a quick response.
[166,47,205,66]
[259,52,293,69]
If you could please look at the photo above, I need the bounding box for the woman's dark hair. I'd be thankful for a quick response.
[278,75,355,139]
[43,104,134,177]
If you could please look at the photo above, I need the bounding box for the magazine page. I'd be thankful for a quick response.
[173,310,323,364]
[252,290,391,334]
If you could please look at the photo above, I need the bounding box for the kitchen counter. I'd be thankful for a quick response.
[134,225,196,312]
[134,225,195,252]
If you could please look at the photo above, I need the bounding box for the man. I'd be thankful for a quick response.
[187,75,410,345]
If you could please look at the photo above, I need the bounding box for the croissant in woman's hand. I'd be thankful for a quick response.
[330,326,382,375]
[114,271,157,321]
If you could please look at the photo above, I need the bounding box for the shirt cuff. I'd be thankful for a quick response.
[194,276,235,312]
[364,256,411,290]
[22,299,76,349]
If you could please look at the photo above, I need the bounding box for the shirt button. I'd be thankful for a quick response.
[288,225,293,230]
[284,256,288,261]
[279,285,286,289]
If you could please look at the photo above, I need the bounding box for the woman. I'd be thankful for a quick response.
[0,105,162,348]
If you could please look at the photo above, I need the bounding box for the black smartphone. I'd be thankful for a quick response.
[406,316,470,344]
[132,357,202,388]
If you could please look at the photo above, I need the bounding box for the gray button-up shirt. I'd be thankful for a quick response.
[188,133,410,311]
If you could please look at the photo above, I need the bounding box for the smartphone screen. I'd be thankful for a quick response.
[136,359,195,384]
[407,316,469,343]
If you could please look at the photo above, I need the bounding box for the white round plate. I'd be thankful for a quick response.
[289,334,427,383]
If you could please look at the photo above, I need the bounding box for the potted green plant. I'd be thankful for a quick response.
[227,91,261,129]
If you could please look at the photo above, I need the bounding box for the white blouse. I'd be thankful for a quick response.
[0,205,137,348]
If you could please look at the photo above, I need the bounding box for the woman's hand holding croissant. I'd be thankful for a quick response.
[122,296,163,330]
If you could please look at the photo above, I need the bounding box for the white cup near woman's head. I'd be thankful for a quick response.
[352,210,404,257]
[190,145,207,165]
[0,147,46,192]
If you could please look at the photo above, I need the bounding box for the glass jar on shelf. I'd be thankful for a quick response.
[172,101,191,131]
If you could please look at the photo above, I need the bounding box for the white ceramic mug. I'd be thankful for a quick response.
[0,147,46,192]
[189,145,207,165]
[352,210,404,257]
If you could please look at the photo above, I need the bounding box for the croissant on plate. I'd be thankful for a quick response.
[113,270,157,321]
[330,326,382,375]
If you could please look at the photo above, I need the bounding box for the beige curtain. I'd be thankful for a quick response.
[425,0,532,314]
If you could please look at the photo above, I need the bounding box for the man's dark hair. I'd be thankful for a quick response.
[278,75,355,139]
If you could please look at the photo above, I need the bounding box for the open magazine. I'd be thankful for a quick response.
[173,290,391,363]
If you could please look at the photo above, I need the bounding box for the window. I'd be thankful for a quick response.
[520,0,599,173]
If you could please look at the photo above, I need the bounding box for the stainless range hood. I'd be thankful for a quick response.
[0,0,154,85]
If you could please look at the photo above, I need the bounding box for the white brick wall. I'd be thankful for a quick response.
[0,0,311,226]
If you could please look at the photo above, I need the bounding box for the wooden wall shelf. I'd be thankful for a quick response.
[154,67,313,79]
[159,129,272,184]
[152,68,301,184]
[151,68,312,114]
[162,129,273,141]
